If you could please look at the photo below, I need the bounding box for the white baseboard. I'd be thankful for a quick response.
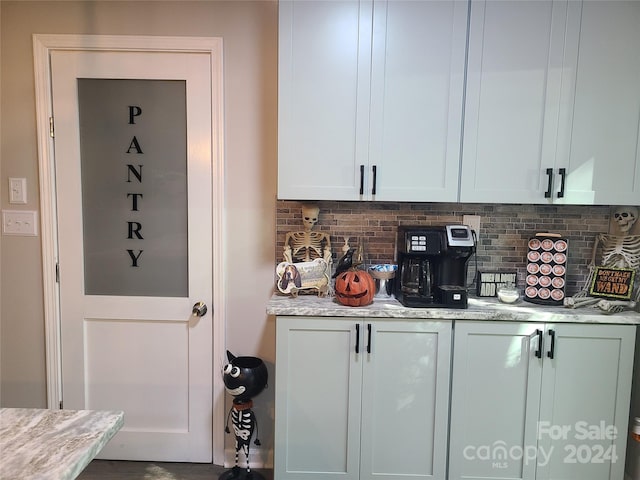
[223,446,273,469]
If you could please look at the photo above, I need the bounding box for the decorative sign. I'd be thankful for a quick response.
[589,267,635,300]
[476,271,517,297]
[275,259,330,297]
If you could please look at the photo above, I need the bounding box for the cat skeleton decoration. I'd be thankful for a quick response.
[565,206,640,314]
[221,351,268,480]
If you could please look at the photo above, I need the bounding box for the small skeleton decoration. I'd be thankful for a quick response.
[221,351,268,480]
[283,205,332,264]
[565,206,640,314]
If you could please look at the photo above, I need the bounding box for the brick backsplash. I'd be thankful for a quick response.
[276,200,615,296]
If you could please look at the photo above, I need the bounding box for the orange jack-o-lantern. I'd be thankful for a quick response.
[335,270,375,307]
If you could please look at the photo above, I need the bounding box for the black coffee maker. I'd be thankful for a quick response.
[394,225,475,308]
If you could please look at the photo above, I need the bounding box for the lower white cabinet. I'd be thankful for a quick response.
[449,321,635,480]
[275,316,452,480]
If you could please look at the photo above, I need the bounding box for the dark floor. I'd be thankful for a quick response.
[77,460,274,480]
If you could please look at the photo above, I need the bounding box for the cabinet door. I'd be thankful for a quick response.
[557,1,640,205]
[536,324,635,480]
[449,321,543,480]
[278,0,373,200]
[460,0,571,203]
[359,320,451,479]
[368,0,468,202]
[275,316,363,480]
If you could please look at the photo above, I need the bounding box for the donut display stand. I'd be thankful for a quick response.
[524,233,568,305]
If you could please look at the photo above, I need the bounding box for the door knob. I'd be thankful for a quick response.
[192,302,208,317]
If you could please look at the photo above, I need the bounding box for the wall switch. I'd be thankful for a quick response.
[2,210,38,236]
[463,215,481,234]
[9,178,27,204]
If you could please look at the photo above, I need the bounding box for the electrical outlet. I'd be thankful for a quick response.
[463,215,481,234]
[9,177,27,204]
[2,210,38,236]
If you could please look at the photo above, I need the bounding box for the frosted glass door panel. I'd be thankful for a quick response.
[78,79,188,297]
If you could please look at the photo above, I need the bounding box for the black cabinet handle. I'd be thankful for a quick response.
[355,324,360,354]
[359,165,364,195]
[367,324,372,353]
[547,329,556,359]
[557,168,566,198]
[535,329,543,358]
[371,166,377,195]
[544,168,553,198]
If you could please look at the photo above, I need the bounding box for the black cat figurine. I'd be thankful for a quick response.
[220,351,268,480]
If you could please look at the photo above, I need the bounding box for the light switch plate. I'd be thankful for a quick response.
[8,177,27,204]
[463,215,481,234]
[2,210,38,236]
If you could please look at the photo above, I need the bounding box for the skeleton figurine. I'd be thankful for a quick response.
[565,206,640,314]
[283,205,332,264]
[221,351,268,480]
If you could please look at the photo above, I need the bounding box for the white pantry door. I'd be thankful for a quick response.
[49,47,214,462]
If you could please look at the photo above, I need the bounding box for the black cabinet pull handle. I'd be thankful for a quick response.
[535,329,543,358]
[359,165,364,195]
[371,166,377,195]
[355,324,360,354]
[367,324,372,353]
[557,168,566,198]
[544,168,553,198]
[547,329,556,359]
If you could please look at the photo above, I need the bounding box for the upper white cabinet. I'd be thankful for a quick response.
[460,0,576,203]
[278,0,468,201]
[280,0,640,204]
[278,0,370,200]
[461,0,640,205]
[558,1,640,205]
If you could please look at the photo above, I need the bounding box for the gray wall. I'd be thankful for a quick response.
[0,0,278,455]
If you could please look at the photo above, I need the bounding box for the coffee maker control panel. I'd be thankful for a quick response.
[404,230,442,255]
[409,236,427,251]
[446,225,475,248]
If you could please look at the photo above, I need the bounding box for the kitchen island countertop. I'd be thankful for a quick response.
[0,408,124,480]
[267,293,640,325]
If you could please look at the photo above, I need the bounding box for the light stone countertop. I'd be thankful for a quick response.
[267,293,640,325]
[0,408,124,480]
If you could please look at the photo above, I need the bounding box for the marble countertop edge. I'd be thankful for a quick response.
[65,410,124,480]
[267,293,640,325]
[0,408,124,480]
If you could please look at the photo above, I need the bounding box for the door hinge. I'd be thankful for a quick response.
[59,400,63,410]
[55,263,60,283]
[49,117,54,138]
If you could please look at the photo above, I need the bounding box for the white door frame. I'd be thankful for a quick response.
[32,34,226,464]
